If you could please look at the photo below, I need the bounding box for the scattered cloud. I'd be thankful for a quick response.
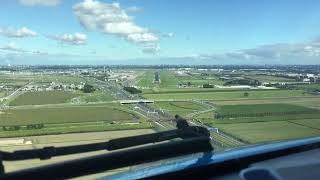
[19,0,61,6]
[161,32,174,38]
[0,27,37,38]
[126,6,142,13]
[48,33,87,45]
[73,0,159,53]
[142,44,160,54]
[0,42,27,52]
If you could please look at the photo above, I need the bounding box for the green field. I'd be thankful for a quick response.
[137,71,155,88]
[137,71,180,89]
[211,104,320,123]
[0,105,139,125]
[245,75,295,83]
[159,71,180,88]
[144,90,307,101]
[9,91,81,106]
[78,91,114,103]
[34,75,84,84]
[0,74,32,86]
[153,101,206,116]
[0,91,7,98]
[196,102,320,144]
[176,73,225,86]
[0,104,152,137]
[215,121,320,144]
[216,104,316,116]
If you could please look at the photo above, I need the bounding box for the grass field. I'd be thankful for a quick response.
[159,71,180,88]
[0,104,152,137]
[0,91,7,98]
[78,91,114,103]
[0,129,155,173]
[245,75,295,82]
[0,75,31,86]
[211,104,320,124]
[9,91,81,106]
[34,75,84,84]
[216,104,316,116]
[195,102,320,144]
[0,105,139,125]
[215,121,320,143]
[153,101,206,116]
[144,90,307,101]
[137,71,156,88]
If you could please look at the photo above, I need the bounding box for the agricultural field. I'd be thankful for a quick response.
[0,129,154,173]
[245,75,295,83]
[33,75,84,84]
[197,103,320,144]
[158,71,180,88]
[78,91,114,103]
[0,104,139,125]
[0,74,32,86]
[137,71,155,88]
[0,104,152,137]
[153,101,207,116]
[143,90,308,101]
[215,121,320,144]
[0,91,7,98]
[9,91,82,106]
[176,73,225,86]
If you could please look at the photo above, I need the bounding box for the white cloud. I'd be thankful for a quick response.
[126,6,142,13]
[48,33,87,45]
[142,44,160,54]
[0,27,37,38]
[19,0,61,6]
[73,0,159,53]
[162,32,174,37]
[0,42,26,52]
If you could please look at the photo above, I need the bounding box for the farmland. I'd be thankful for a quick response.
[153,101,207,116]
[195,103,320,144]
[0,104,151,137]
[9,91,82,106]
[1,66,320,151]
[0,104,140,125]
[143,89,307,101]
[78,91,114,103]
[214,121,320,144]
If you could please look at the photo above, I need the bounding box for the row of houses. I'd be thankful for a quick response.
[21,82,85,92]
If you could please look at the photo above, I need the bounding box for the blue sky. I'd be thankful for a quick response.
[0,0,320,65]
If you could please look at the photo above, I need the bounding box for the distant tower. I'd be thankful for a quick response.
[104,66,106,73]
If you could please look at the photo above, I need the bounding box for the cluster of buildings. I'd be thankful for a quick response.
[21,82,85,92]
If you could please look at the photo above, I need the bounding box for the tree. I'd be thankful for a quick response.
[203,84,214,88]
[123,86,142,94]
[81,84,95,93]
[244,92,249,97]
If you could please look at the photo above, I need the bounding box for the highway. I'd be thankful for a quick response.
[89,77,176,129]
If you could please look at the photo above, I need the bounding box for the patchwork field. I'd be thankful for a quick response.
[144,90,307,101]
[1,105,139,125]
[9,91,81,106]
[78,91,114,103]
[34,75,84,84]
[153,101,207,116]
[0,104,152,137]
[197,103,320,144]
[215,121,320,144]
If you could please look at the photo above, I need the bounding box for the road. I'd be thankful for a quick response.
[88,77,176,129]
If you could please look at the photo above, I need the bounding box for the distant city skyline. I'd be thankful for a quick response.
[1,0,320,65]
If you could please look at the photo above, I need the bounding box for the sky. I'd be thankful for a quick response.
[0,0,320,65]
